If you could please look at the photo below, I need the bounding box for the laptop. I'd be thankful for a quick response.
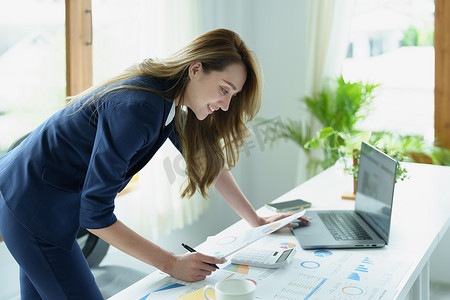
[293,141,397,249]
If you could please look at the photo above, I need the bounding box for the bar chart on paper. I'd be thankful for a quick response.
[273,273,328,299]
[129,233,410,300]
[255,250,411,300]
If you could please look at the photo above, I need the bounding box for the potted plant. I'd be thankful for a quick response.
[305,127,408,199]
[261,76,450,199]
[260,76,378,175]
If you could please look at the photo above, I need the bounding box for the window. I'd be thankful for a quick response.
[342,0,435,140]
[0,0,66,156]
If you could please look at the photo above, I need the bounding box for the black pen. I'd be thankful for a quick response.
[181,243,219,269]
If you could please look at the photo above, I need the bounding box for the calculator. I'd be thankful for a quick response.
[230,247,296,268]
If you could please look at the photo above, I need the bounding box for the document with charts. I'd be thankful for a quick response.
[196,211,305,258]
[126,233,411,300]
[254,247,411,300]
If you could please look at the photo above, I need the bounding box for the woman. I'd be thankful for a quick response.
[0,28,306,299]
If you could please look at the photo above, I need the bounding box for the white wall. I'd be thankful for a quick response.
[200,0,310,209]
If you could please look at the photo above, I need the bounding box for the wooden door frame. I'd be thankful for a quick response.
[65,0,93,97]
[435,0,450,148]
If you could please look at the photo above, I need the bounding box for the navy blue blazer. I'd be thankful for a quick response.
[0,76,180,250]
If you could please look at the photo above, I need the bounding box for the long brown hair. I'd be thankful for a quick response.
[73,29,262,198]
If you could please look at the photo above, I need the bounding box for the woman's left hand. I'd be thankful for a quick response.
[256,212,310,228]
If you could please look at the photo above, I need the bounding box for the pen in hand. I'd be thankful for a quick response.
[181,243,220,269]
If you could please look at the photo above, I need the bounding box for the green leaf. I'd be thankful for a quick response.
[305,139,320,149]
[318,127,336,139]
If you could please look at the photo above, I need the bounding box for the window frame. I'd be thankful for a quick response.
[435,0,450,149]
[65,0,92,97]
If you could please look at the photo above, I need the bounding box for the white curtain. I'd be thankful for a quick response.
[94,0,207,240]
[304,0,355,94]
[297,0,355,182]
[133,0,210,240]
[137,141,210,240]
[92,0,202,82]
[134,0,210,241]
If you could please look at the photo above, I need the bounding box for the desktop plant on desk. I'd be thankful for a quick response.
[306,128,450,199]
[305,128,408,199]
[261,75,450,199]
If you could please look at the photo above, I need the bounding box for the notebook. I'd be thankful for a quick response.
[293,141,398,249]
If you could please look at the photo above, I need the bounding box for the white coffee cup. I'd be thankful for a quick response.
[203,278,256,300]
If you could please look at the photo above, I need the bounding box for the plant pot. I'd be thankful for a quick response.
[342,177,356,200]
[342,150,358,200]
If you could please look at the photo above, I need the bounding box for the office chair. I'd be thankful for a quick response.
[7,133,110,268]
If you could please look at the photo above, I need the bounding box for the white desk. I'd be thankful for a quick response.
[110,163,450,300]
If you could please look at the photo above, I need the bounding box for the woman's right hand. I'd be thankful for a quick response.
[167,252,226,282]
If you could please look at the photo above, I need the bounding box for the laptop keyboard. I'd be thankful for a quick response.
[318,212,372,241]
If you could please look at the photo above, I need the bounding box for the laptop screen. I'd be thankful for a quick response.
[355,142,397,244]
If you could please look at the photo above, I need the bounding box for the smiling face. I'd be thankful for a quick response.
[181,62,247,120]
